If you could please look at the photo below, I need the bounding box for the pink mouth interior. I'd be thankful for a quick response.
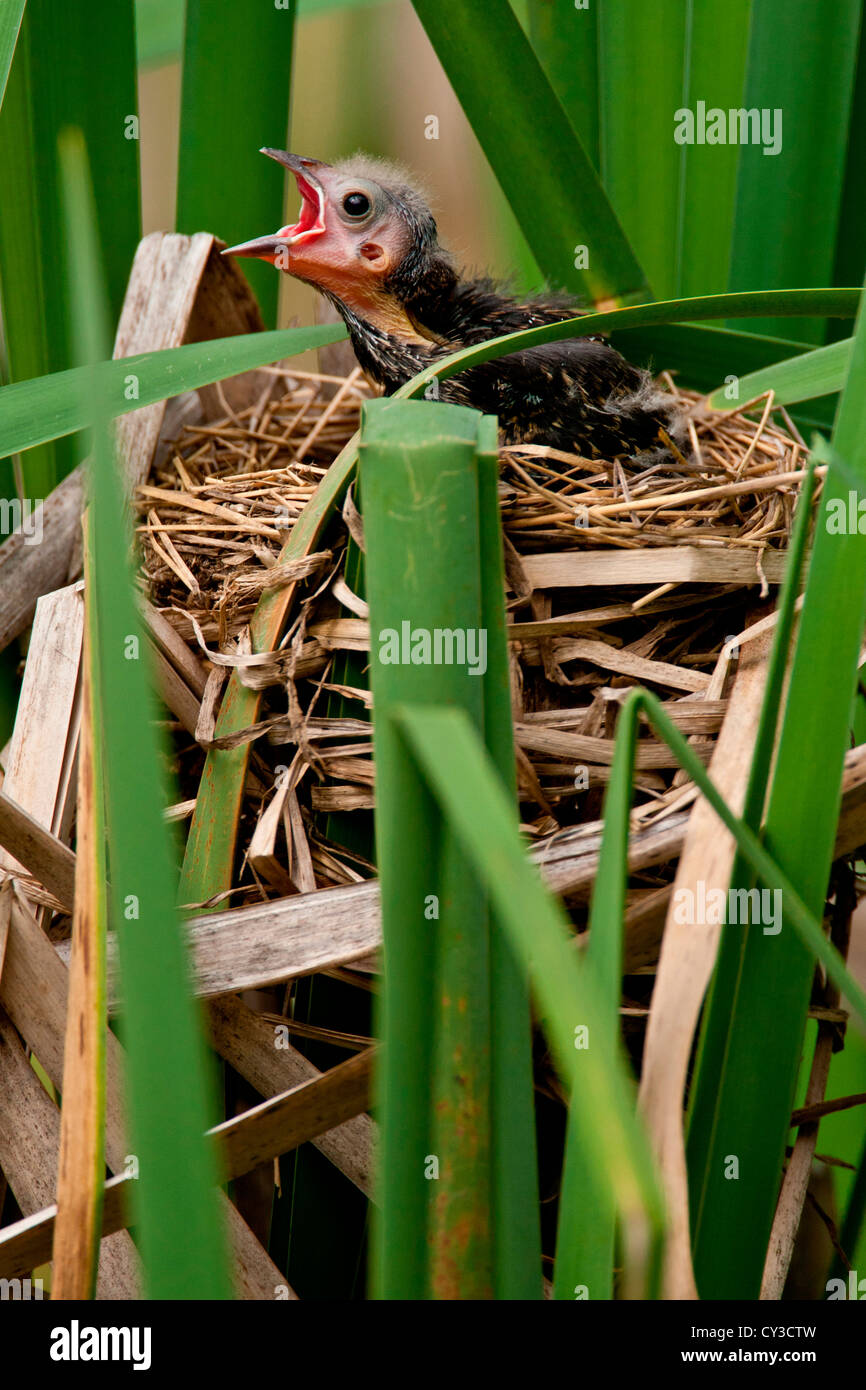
[277,172,326,245]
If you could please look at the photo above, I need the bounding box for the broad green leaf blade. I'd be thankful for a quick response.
[611,322,812,395]
[136,0,382,65]
[0,324,346,461]
[0,13,55,495]
[726,0,862,342]
[0,0,24,111]
[830,24,866,335]
[394,703,666,1291]
[410,0,650,304]
[22,0,140,322]
[597,0,686,300]
[0,0,140,493]
[135,0,184,67]
[60,127,231,1300]
[689,266,866,1297]
[526,0,599,168]
[362,399,494,1300]
[675,0,751,297]
[0,0,25,502]
[363,400,541,1300]
[177,0,295,327]
[707,338,853,410]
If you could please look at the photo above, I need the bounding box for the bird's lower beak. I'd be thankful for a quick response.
[222,149,329,264]
[222,233,289,261]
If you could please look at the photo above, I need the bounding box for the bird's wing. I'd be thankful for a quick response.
[443,338,678,457]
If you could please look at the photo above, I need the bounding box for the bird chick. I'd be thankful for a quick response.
[224,150,688,463]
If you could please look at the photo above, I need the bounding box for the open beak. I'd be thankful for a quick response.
[222,150,329,263]
[222,232,290,260]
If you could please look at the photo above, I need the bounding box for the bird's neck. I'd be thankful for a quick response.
[322,258,457,393]
[331,298,434,394]
[391,251,461,334]
[326,254,488,392]
[325,254,574,394]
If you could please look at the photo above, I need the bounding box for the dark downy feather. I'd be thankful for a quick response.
[319,158,688,461]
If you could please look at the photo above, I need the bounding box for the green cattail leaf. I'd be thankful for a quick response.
[708,337,853,410]
[0,324,346,462]
[60,126,232,1300]
[394,288,862,398]
[726,0,862,342]
[0,0,24,111]
[177,0,295,327]
[0,0,139,494]
[410,0,650,305]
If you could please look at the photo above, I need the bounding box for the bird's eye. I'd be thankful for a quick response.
[342,191,371,219]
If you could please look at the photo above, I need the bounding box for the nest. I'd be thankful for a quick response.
[138,366,374,640]
[137,368,810,924]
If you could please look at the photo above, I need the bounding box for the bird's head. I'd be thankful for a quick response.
[223,149,451,335]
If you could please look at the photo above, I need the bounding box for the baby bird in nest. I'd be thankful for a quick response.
[224,150,688,463]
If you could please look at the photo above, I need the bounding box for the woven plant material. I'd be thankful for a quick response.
[137,369,810,928]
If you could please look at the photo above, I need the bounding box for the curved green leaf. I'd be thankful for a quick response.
[61,127,232,1298]
[595,689,866,1036]
[708,337,852,410]
[396,288,862,398]
[0,323,347,461]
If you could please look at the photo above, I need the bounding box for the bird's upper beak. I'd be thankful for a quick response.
[222,150,329,263]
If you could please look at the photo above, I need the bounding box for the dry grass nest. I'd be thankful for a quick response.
[136,364,814,949]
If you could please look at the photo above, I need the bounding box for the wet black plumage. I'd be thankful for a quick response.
[225,151,688,462]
